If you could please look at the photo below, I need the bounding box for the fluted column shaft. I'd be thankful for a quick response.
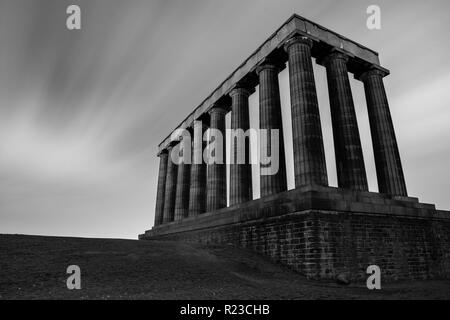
[154,150,168,226]
[284,36,328,187]
[324,52,368,191]
[162,145,178,223]
[188,122,208,216]
[360,68,407,196]
[257,63,287,197]
[206,106,227,211]
[230,87,252,205]
[174,139,191,221]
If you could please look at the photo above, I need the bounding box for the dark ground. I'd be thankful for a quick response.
[0,234,449,300]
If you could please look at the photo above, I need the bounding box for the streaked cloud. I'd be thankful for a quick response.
[1,0,449,238]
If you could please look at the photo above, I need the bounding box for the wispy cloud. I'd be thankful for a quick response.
[1,0,449,238]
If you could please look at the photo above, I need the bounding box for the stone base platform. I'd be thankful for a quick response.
[139,186,450,281]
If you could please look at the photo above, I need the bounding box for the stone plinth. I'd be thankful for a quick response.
[141,186,450,281]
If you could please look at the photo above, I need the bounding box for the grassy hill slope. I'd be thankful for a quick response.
[0,234,449,299]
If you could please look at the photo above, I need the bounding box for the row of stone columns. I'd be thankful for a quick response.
[154,35,407,226]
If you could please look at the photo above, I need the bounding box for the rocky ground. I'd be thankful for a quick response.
[0,234,449,300]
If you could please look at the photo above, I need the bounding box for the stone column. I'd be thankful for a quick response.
[162,144,178,223]
[284,36,328,187]
[229,86,252,206]
[359,68,407,196]
[174,137,191,221]
[206,105,227,211]
[154,149,168,226]
[323,51,368,191]
[188,121,208,216]
[256,62,287,197]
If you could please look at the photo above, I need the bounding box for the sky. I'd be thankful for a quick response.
[1,0,449,239]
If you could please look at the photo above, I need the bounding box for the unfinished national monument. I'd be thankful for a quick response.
[139,14,450,282]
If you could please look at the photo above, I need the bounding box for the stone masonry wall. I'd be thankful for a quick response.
[148,210,450,281]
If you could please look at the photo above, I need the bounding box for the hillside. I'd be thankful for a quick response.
[0,234,449,299]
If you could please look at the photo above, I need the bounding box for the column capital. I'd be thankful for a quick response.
[256,57,284,75]
[358,68,388,82]
[355,65,390,81]
[157,148,168,157]
[229,85,252,98]
[317,50,350,66]
[283,35,314,52]
[256,63,279,75]
[208,104,228,116]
